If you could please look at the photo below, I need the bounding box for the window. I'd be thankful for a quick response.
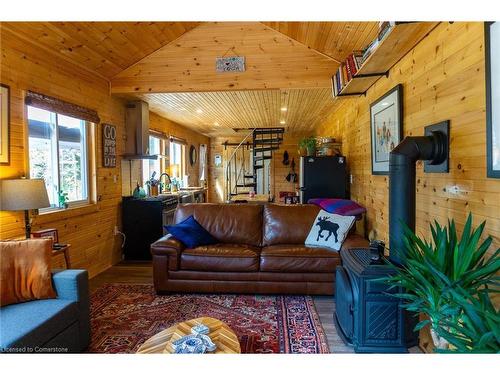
[141,134,186,188]
[170,141,185,180]
[142,135,163,185]
[27,106,91,209]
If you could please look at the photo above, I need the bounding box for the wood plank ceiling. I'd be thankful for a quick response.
[1,21,378,135]
[263,22,379,62]
[1,22,200,78]
[141,88,337,136]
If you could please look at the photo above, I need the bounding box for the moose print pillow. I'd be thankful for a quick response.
[305,210,356,251]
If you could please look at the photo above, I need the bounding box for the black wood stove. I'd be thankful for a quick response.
[335,244,418,353]
[334,123,450,353]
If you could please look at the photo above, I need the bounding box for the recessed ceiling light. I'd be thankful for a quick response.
[180,107,186,111]
[214,122,220,126]
[280,120,286,124]
[196,109,203,114]
[281,107,287,112]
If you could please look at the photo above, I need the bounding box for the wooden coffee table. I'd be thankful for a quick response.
[137,317,241,354]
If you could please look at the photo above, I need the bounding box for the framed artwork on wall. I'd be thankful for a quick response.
[0,84,10,164]
[370,84,403,175]
[485,22,500,178]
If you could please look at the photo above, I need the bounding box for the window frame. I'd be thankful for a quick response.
[169,140,186,180]
[26,105,96,213]
[142,134,168,186]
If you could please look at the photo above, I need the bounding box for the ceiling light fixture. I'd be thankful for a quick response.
[280,120,286,124]
[214,122,220,126]
[281,107,287,112]
[196,109,203,114]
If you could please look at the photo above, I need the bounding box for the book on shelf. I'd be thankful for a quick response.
[332,50,365,97]
[378,21,395,41]
[342,63,349,84]
[363,38,380,62]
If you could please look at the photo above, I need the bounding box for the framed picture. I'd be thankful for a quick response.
[485,22,500,178]
[0,84,10,164]
[370,84,403,175]
[31,228,59,244]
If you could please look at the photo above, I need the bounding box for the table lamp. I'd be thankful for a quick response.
[0,178,50,238]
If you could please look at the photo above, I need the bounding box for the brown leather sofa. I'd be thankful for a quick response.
[151,203,368,295]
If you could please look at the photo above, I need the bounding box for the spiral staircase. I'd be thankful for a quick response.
[225,128,284,202]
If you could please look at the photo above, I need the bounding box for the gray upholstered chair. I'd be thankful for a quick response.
[0,269,90,353]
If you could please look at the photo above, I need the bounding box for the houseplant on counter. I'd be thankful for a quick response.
[298,137,317,156]
[380,213,500,353]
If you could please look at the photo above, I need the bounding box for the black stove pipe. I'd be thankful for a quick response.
[389,131,447,266]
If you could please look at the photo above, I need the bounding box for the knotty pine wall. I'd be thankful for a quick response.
[0,26,209,277]
[0,26,126,276]
[316,22,500,255]
[149,112,210,187]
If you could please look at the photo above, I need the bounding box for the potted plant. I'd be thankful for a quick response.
[380,214,500,352]
[58,189,69,209]
[299,137,317,156]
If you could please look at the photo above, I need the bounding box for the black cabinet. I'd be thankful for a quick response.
[122,197,167,260]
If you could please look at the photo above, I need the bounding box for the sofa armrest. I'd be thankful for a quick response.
[151,234,184,257]
[51,269,90,350]
[52,269,89,302]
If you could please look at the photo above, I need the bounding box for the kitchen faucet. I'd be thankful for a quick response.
[159,172,172,194]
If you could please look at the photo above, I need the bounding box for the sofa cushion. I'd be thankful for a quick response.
[263,204,321,246]
[181,244,261,272]
[165,215,217,249]
[305,210,356,251]
[260,245,341,273]
[0,239,56,307]
[175,204,263,247]
[0,299,78,349]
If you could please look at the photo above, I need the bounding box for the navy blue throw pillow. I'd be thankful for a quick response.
[164,215,218,248]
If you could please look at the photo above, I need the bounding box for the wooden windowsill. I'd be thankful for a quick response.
[35,203,99,225]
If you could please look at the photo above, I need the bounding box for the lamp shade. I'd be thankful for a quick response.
[0,178,50,211]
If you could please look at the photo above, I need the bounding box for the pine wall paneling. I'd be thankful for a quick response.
[0,24,210,276]
[316,22,500,256]
[0,25,126,276]
[148,112,210,187]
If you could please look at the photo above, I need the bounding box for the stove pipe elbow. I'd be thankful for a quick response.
[389,132,447,265]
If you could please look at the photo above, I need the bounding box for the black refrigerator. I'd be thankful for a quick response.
[299,156,347,203]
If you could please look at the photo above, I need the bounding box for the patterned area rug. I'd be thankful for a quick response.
[89,284,329,354]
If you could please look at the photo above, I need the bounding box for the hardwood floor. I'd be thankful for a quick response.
[89,261,419,353]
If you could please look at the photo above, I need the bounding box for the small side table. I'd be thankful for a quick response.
[52,244,71,269]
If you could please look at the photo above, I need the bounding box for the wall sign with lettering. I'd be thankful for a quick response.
[102,123,117,168]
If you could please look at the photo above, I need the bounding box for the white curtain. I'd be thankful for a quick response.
[199,144,207,182]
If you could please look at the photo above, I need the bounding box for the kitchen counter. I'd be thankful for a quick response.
[157,187,207,203]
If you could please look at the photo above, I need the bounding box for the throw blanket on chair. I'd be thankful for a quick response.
[308,198,366,219]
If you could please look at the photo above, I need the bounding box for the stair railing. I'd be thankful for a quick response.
[225,128,256,201]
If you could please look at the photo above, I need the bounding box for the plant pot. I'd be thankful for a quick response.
[430,327,449,351]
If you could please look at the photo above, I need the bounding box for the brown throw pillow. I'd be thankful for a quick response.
[0,238,56,307]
